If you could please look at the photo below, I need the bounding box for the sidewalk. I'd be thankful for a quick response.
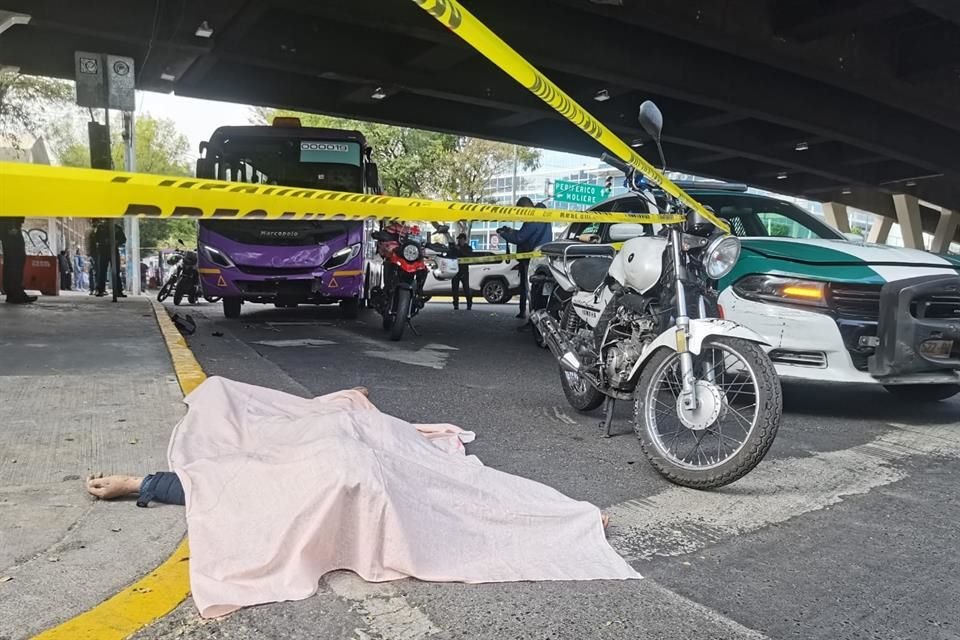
[0,295,187,639]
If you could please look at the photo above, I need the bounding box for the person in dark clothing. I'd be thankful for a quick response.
[497,199,553,319]
[448,233,474,311]
[0,217,35,304]
[58,250,73,290]
[93,220,127,297]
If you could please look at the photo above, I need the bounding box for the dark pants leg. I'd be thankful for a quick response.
[96,250,109,294]
[1,230,27,298]
[137,471,185,507]
[517,259,530,317]
[452,269,472,309]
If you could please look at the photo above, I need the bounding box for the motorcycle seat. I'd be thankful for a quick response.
[569,257,610,292]
[539,241,617,259]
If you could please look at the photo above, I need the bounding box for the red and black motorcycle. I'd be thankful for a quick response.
[370,223,448,341]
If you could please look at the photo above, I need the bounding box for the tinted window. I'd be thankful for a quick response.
[693,193,843,240]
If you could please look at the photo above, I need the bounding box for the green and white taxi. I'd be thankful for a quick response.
[574,185,960,402]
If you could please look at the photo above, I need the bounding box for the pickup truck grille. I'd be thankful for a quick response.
[911,294,960,319]
[827,284,881,320]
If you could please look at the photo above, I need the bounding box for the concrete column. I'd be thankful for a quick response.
[822,202,850,234]
[867,215,893,245]
[930,209,959,254]
[892,193,925,250]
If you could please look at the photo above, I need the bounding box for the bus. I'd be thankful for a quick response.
[195,117,380,318]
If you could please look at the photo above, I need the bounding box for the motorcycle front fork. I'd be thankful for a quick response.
[670,228,700,411]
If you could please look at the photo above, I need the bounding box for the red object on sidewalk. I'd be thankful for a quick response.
[0,255,60,296]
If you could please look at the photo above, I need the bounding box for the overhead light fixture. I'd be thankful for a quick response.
[842,187,852,195]
[370,87,388,100]
[160,71,176,82]
[593,89,610,102]
[795,141,809,151]
[0,11,30,36]
[630,139,644,148]
[195,21,214,38]
[777,172,788,180]
[906,180,917,187]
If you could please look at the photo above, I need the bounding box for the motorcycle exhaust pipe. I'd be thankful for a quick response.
[531,311,581,373]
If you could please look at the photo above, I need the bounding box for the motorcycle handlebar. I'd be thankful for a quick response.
[600,152,632,175]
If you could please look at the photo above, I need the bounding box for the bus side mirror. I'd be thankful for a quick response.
[196,157,215,179]
[365,162,381,193]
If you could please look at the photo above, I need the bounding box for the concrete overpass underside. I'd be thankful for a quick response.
[3,0,960,246]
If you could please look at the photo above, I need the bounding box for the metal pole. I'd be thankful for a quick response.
[511,145,518,205]
[123,111,140,295]
[104,109,118,303]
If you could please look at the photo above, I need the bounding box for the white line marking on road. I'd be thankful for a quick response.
[325,571,441,640]
[607,421,960,561]
[364,345,457,370]
[253,339,337,347]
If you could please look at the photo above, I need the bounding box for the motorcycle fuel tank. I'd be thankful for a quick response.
[607,236,667,294]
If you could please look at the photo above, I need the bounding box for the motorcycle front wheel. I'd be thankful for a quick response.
[156,280,173,302]
[389,288,412,341]
[633,336,781,489]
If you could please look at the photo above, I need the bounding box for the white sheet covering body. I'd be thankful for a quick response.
[168,377,640,618]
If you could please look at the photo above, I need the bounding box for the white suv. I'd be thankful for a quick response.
[423,252,522,304]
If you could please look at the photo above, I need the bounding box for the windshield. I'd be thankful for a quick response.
[200,220,351,247]
[694,193,844,240]
[213,136,363,192]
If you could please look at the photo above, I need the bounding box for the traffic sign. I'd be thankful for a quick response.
[553,179,606,206]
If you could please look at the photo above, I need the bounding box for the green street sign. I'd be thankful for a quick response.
[553,179,607,206]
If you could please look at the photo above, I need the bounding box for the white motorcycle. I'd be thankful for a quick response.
[531,102,782,489]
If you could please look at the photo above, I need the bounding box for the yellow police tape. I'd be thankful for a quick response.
[409,0,731,235]
[453,242,624,265]
[0,162,684,226]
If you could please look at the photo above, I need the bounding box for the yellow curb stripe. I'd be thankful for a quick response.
[32,301,205,639]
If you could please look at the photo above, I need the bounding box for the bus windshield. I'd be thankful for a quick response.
[211,136,363,192]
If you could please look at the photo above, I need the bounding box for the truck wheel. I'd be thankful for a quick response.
[481,278,510,304]
[340,298,360,320]
[223,297,242,319]
[884,384,960,402]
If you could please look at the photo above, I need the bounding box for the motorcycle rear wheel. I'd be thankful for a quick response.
[633,336,781,489]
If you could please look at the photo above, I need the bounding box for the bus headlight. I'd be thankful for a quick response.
[201,245,235,268]
[323,243,361,270]
[703,235,741,279]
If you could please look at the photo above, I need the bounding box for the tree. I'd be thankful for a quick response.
[45,114,196,251]
[440,138,539,203]
[0,71,72,147]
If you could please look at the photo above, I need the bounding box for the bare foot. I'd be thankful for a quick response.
[352,386,370,397]
[86,474,143,500]
[601,513,610,530]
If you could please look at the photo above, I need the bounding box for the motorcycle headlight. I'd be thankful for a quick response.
[201,245,234,268]
[733,275,827,308]
[323,243,361,270]
[703,235,741,279]
[401,243,421,262]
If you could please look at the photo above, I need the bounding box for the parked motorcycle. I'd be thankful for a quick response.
[531,101,782,489]
[369,223,448,341]
[157,245,221,306]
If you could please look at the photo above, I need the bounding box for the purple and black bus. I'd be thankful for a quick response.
[195,118,379,318]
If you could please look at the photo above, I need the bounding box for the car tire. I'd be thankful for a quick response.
[481,277,510,304]
[223,297,242,319]
[884,384,960,402]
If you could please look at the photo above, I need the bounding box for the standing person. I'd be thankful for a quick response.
[497,198,553,319]
[0,217,35,304]
[448,233,473,311]
[74,246,86,291]
[58,250,72,291]
[94,220,127,298]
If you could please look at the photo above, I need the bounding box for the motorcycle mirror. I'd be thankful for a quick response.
[638,100,667,171]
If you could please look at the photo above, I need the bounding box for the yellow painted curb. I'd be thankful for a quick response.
[32,301,205,639]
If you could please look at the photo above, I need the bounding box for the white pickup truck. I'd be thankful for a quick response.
[423,252,522,304]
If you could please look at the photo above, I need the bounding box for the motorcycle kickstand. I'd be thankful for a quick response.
[599,396,616,438]
[406,319,421,337]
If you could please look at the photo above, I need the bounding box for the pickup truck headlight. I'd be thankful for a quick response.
[323,243,361,270]
[733,275,827,308]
